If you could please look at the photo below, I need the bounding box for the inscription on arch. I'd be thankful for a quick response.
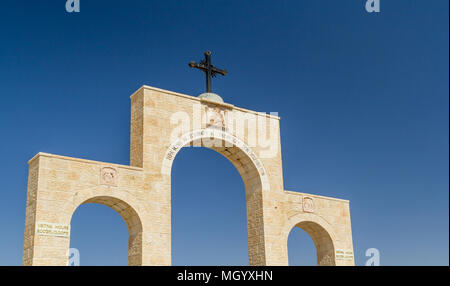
[161,129,270,191]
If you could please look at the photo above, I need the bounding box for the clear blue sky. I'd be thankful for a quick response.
[0,0,448,266]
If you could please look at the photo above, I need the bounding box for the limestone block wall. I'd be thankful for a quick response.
[23,85,354,266]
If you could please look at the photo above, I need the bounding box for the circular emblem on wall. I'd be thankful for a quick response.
[100,167,117,186]
[303,197,315,213]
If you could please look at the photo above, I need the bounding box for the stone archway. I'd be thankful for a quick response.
[23,85,355,266]
[162,129,269,265]
[284,213,336,266]
[70,196,144,266]
[22,153,149,266]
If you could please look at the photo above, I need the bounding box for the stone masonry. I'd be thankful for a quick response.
[23,85,354,266]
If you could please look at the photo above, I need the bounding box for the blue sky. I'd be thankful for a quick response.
[0,0,448,265]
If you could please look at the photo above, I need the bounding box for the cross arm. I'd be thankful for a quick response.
[188,61,207,71]
[211,66,227,76]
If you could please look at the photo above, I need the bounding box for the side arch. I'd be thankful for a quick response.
[283,213,337,266]
[68,191,146,266]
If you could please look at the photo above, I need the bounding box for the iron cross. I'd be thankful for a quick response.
[189,51,227,93]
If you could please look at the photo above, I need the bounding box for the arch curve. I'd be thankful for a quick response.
[69,193,145,266]
[161,129,270,192]
[284,213,337,266]
[163,129,269,265]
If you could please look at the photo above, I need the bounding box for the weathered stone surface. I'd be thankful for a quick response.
[22,85,354,266]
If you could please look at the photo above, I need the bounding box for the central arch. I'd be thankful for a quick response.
[162,129,270,265]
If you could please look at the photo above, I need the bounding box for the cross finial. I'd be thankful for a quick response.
[189,51,227,93]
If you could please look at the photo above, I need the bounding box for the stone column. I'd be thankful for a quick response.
[22,156,71,266]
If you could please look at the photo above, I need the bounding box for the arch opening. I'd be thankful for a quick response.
[70,196,143,266]
[287,227,317,265]
[171,147,248,265]
[287,221,336,266]
[167,131,268,265]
